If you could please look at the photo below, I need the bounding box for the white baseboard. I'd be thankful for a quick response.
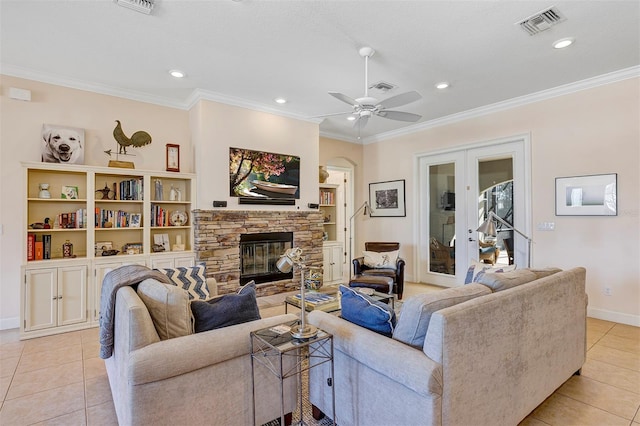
[588,307,640,327]
[0,317,20,331]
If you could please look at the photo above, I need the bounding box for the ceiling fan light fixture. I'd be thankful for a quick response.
[274,97,287,104]
[553,37,575,49]
[435,82,450,90]
[169,70,186,78]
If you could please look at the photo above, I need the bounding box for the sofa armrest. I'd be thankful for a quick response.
[127,313,297,385]
[308,310,442,397]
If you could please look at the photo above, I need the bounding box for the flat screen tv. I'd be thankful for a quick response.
[229,147,300,199]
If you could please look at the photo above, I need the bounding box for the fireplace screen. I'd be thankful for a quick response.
[240,232,293,284]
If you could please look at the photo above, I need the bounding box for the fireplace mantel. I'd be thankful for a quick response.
[193,210,324,296]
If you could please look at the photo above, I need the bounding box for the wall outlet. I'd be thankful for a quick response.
[536,222,555,231]
[604,287,612,296]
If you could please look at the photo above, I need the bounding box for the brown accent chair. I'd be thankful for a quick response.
[430,237,454,274]
[479,240,500,265]
[351,242,405,299]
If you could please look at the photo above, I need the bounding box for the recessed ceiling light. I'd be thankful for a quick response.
[553,37,574,49]
[435,82,450,90]
[169,70,186,78]
[275,98,287,104]
[346,116,356,121]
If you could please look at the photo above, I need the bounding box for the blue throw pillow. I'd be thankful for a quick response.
[339,285,396,337]
[190,281,260,333]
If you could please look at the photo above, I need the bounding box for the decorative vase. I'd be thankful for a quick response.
[319,166,329,183]
[38,183,51,199]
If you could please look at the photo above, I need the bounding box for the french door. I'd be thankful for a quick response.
[417,136,530,286]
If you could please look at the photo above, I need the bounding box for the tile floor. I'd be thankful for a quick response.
[1,282,639,425]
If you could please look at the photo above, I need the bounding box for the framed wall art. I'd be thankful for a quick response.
[41,124,85,165]
[369,179,406,217]
[555,173,617,216]
[166,144,180,172]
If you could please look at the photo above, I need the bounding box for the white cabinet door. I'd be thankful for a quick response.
[323,242,343,285]
[149,257,175,269]
[174,255,195,268]
[57,266,88,326]
[25,268,57,331]
[150,254,195,269]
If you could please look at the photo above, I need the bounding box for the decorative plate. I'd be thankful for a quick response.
[170,210,188,226]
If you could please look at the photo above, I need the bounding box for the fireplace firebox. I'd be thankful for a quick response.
[240,232,293,285]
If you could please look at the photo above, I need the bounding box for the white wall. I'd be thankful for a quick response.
[359,77,640,325]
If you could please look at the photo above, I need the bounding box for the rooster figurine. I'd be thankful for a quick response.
[113,120,152,155]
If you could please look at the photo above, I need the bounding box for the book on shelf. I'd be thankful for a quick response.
[43,234,51,259]
[27,233,35,261]
[35,241,44,260]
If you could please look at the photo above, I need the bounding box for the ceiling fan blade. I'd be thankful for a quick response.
[329,91,361,107]
[309,111,355,119]
[377,110,422,122]
[353,115,369,129]
[378,91,422,109]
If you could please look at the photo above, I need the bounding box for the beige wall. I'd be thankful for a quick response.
[360,77,640,325]
[192,100,319,210]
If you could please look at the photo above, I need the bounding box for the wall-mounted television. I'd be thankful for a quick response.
[229,147,300,200]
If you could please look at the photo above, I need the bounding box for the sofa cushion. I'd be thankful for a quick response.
[190,281,261,333]
[464,259,516,284]
[392,284,491,348]
[363,250,399,269]
[476,269,539,292]
[339,285,396,337]
[155,264,210,300]
[136,278,193,340]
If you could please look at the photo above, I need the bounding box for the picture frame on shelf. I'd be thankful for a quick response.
[123,242,143,255]
[166,144,180,172]
[130,213,141,227]
[555,173,617,216]
[154,233,170,252]
[95,241,113,256]
[61,185,79,199]
[369,179,406,217]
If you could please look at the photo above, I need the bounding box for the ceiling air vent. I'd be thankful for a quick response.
[516,6,566,36]
[369,81,397,92]
[114,0,154,14]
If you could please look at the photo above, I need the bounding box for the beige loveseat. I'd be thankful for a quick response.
[308,267,587,426]
[105,281,298,426]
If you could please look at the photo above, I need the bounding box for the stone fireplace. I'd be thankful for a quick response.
[192,210,324,297]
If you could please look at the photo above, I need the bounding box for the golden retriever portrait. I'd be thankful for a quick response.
[41,124,84,164]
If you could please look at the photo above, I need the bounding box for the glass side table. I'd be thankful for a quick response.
[250,320,335,426]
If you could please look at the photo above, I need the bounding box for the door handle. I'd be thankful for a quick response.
[468,237,476,242]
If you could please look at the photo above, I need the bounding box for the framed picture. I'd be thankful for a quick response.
[555,173,617,216]
[61,185,79,199]
[41,124,85,165]
[95,241,113,256]
[369,179,406,217]
[166,144,180,172]
[129,213,141,227]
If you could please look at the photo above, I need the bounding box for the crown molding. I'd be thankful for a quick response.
[0,63,189,109]
[185,89,320,124]
[318,130,361,144]
[363,65,640,144]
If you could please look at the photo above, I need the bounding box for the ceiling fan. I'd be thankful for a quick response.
[318,46,423,135]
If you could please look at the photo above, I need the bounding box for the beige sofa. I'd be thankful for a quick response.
[308,267,587,426]
[105,283,298,426]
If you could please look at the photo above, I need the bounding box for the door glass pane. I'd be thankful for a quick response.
[478,159,513,266]
[429,163,455,275]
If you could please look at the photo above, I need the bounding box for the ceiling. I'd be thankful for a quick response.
[1,1,639,143]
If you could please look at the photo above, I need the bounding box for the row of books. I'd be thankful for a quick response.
[117,178,144,201]
[27,233,51,260]
[150,205,172,227]
[95,208,141,228]
[58,209,87,229]
[319,190,335,205]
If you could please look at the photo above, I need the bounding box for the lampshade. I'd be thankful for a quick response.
[275,255,294,273]
[476,217,497,236]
